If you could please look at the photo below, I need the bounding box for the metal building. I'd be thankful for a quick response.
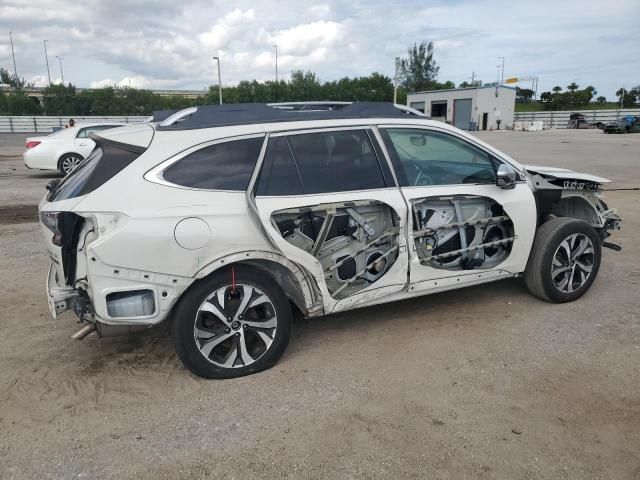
[407,85,516,131]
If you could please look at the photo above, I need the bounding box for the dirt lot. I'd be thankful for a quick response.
[1,129,639,479]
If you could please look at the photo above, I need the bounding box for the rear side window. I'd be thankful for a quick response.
[163,137,263,190]
[76,125,119,138]
[48,143,142,201]
[256,137,303,196]
[256,129,387,196]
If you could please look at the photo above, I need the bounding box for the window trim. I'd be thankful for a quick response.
[254,126,394,197]
[144,133,267,192]
[377,124,516,188]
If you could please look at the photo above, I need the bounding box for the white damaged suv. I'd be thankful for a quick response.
[39,102,621,379]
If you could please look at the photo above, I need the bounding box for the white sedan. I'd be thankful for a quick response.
[24,123,125,175]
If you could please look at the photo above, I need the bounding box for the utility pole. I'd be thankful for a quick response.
[9,32,18,84]
[56,56,64,85]
[43,40,51,86]
[212,56,222,105]
[470,71,476,85]
[393,57,400,104]
[497,56,505,84]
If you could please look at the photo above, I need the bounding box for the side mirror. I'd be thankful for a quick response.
[496,164,517,189]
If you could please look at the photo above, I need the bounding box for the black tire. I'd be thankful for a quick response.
[524,217,601,303]
[172,265,292,379]
[58,153,84,176]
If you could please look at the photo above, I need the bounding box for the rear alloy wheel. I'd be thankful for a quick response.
[524,217,601,302]
[172,266,291,379]
[59,153,84,176]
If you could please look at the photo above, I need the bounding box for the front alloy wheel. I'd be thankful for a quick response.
[172,266,292,379]
[551,233,595,293]
[524,217,602,303]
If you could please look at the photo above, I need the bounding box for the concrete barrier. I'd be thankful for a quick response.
[0,116,149,133]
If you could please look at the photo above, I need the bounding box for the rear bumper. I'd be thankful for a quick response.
[24,149,56,170]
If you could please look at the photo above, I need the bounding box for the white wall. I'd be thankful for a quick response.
[407,86,516,130]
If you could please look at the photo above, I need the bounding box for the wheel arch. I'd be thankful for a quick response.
[191,251,323,317]
[57,150,85,169]
[545,193,604,228]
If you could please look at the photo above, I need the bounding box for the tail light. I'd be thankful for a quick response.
[40,211,63,246]
[26,140,41,149]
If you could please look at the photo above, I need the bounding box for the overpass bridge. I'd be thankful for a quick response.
[0,85,208,102]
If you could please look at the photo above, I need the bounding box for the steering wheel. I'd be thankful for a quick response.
[406,161,434,186]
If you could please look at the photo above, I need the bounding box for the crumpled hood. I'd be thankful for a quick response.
[524,165,611,184]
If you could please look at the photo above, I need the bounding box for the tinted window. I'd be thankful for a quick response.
[256,137,303,196]
[382,128,496,186]
[163,137,263,190]
[48,143,142,201]
[287,130,386,194]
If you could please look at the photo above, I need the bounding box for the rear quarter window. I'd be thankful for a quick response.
[162,137,264,191]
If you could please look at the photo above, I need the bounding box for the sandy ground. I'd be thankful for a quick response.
[0,129,639,479]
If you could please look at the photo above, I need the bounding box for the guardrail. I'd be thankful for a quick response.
[514,108,640,129]
[0,116,149,133]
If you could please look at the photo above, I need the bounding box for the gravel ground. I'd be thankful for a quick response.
[0,129,639,479]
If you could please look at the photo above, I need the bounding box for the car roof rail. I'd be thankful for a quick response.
[155,102,429,131]
[158,107,198,127]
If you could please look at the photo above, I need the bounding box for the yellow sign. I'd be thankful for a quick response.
[505,77,518,84]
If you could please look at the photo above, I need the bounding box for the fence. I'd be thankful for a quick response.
[514,108,640,129]
[0,116,149,133]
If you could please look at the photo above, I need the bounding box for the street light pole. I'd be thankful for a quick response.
[43,40,51,86]
[274,44,278,84]
[56,56,64,85]
[212,56,222,105]
[498,56,505,85]
[9,32,18,84]
[393,57,400,104]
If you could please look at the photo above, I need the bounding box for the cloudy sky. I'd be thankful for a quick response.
[0,0,638,99]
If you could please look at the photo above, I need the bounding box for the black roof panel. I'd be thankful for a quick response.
[155,102,424,131]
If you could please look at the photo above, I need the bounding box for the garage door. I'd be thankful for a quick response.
[453,98,472,130]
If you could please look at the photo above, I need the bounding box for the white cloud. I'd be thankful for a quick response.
[257,21,343,56]
[308,4,330,17]
[198,8,255,50]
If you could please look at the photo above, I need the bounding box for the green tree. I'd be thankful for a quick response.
[398,41,440,92]
[595,96,607,104]
[515,87,534,103]
[567,82,579,92]
[0,67,30,88]
[42,84,78,115]
[0,90,42,114]
[552,86,562,93]
[616,87,637,108]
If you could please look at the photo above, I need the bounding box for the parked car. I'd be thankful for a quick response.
[39,102,622,379]
[603,115,640,134]
[24,122,125,175]
[566,113,604,130]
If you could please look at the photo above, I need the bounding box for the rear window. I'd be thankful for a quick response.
[48,143,142,201]
[162,137,263,191]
